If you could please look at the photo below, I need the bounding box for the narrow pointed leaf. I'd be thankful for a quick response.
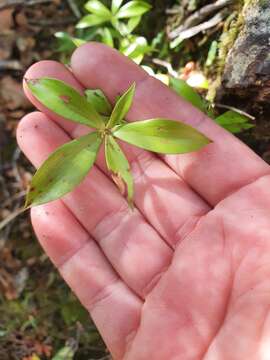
[113,16,141,36]
[72,37,87,47]
[101,27,114,47]
[51,345,75,360]
[169,77,208,114]
[215,110,254,133]
[116,1,151,18]
[127,16,141,33]
[26,77,104,129]
[84,0,111,17]
[112,19,129,35]
[113,119,211,154]
[25,132,102,207]
[85,88,112,116]
[107,83,135,129]
[54,32,76,52]
[121,36,150,64]
[112,0,124,14]
[105,135,134,204]
[76,14,109,28]
[111,16,120,31]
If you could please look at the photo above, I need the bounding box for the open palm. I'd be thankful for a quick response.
[18,43,270,360]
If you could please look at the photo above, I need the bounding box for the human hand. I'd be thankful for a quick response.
[18,43,270,360]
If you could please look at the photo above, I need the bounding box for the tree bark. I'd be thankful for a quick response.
[220,0,270,108]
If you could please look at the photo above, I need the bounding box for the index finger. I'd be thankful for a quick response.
[71,42,270,205]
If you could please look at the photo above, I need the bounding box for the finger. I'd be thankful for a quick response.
[31,201,142,359]
[71,42,270,206]
[23,60,210,248]
[17,112,172,298]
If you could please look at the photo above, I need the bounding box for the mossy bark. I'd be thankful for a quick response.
[219,0,270,109]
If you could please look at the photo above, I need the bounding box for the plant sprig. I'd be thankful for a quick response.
[55,0,153,65]
[25,77,211,208]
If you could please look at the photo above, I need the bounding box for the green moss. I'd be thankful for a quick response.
[207,2,245,102]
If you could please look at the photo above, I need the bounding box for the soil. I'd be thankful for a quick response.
[0,1,107,359]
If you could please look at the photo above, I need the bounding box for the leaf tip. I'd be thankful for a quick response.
[111,172,126,196]
[128,199,134,210]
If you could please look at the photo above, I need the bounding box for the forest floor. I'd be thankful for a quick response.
[0,0,269,359]
[0,1,108,359]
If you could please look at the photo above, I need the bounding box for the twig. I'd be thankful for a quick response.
[183,0,232,30]
[169,0,232,39]
[214,103,256,121]
[0,207,26,231]
[0,0,52,11]
[0,175,10,201]
[166,5,182,15]
[28,16,76,26]
[169,10,227,42]
[2,191,26,208]
[11,147,22,185]
[0,60,23,71]
[66,0,81,19]
[152,59,178,77]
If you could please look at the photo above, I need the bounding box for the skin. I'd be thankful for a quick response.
[17,43,270,360]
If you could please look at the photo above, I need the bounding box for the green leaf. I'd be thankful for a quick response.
[107,83,135,129]
[112,0,124,14]
[126,16,141,33]
[54,32,87,54]
[105,135,134,204]
[76,14,110,29]
[112,20,128,35]
[215,110,254,133]
[85,88,112,116]
[116,1,151,18]
[26,77,104,129]
[113,119,211,154]
[111,16,120,31]
[170,35,184,49]
[101,27,114,47]
[121,36,151,64]
[54,32,76,52]
[169,77,208,114]
[25,132,102,207]
[112,16,141,36]
[71,37,87,47]
[51,345,75,360]
[215,110,249,125]
[84,0,111,17]
[222,123,254,133]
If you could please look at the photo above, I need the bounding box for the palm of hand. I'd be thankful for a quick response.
[18,43,270,360]
[128,189,270,360]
